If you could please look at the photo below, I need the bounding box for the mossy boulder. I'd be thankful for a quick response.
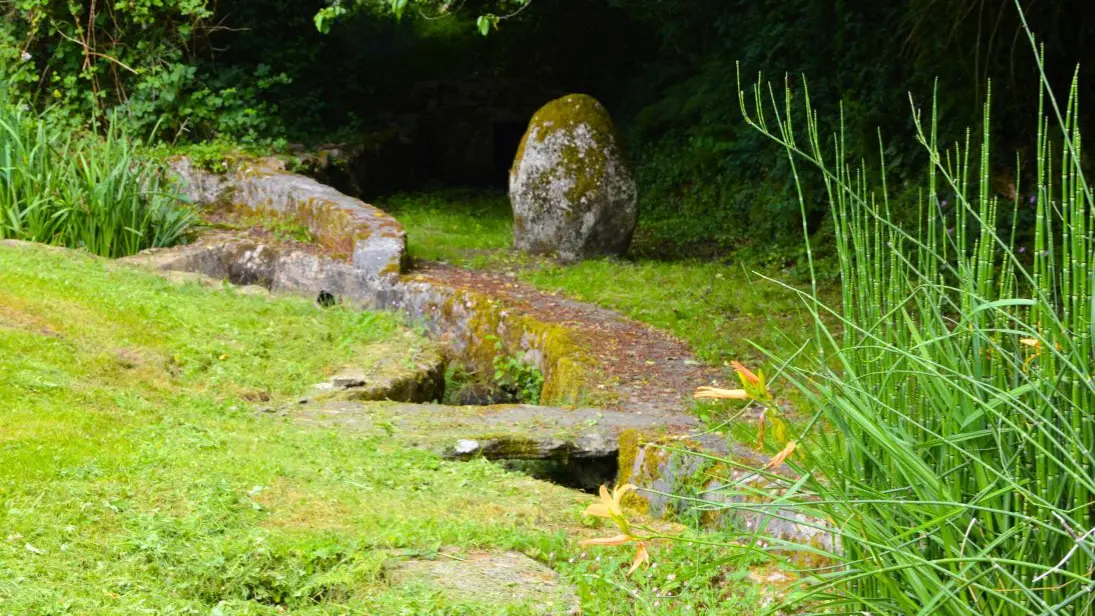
[509,94,637,262]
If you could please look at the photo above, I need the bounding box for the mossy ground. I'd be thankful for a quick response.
[0,242,773,615]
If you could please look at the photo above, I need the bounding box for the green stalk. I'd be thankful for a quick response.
[728,8,1095,612]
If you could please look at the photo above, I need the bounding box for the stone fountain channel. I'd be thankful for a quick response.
[122,158,831,555]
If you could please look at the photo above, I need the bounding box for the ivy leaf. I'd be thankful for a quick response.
[314,6,347,33]
[477,15,492,36]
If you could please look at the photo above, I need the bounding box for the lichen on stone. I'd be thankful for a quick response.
[512,95,620,204]
[509,94,637,261]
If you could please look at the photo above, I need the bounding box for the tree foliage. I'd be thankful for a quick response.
[313,0,531,34]
[0,0,292,142]
[609,0,1095,255]
[3,0,1093,256]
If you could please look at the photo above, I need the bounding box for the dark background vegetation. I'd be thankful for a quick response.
[4,0,1093,262]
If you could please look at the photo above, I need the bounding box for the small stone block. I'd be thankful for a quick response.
[454,439,480,455]
[330,370,367,388]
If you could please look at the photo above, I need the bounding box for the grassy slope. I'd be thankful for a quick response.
[0,243,767,615]
[383,191,827,372]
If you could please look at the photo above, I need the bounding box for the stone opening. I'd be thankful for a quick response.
[498,455,618,494]
[441,360,541,406]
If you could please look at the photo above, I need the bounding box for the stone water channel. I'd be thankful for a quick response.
[122,158,832,561]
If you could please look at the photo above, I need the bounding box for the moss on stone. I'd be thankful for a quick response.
[512,94,626,206]
[519,316,599,406]
[615,429,639,485]
[439,295,456,320]
[479,436,546,458]
[615,429,651,514]
[432,285,599,407]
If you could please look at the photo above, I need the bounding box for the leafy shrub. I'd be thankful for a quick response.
[714,33,1095,614]
[0,0,295,144]
[0,98,194,257]
[491,338,544,404]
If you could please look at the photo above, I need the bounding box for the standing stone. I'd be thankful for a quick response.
[509,94,637,261]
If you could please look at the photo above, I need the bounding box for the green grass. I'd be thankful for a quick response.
[381,190,829,371]
[0,101,194,257]
[384,190,514,266]
[0,242,770,615]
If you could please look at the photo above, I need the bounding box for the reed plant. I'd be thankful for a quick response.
[0,97,193,257]
[704,16,1095,616]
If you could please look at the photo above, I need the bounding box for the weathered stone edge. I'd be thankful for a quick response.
[170,157,407,278]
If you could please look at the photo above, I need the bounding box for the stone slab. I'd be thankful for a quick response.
[170,157,406,278]
[388,550,579,615]
[288,400,698,461]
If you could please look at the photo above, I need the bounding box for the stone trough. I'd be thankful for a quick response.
[121,157,834,556]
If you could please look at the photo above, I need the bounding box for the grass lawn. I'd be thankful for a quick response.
[0,242,771,615]
[383,190,830,374]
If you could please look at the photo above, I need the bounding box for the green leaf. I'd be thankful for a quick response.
[391,0,409,20]
[477,16,492,37]
[314,6,347,33]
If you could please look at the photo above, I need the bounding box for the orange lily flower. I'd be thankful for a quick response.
[579,534,633,546]
[765,440,798,470]
[695,362,771,402]
[586,484,634,520]
[732,360,760,385]
[585,483,636,535]
[580,485,653,577]
[627,541,650,575]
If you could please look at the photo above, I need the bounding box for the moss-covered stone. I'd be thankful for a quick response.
[509,94,637,262]
[617,434,836,566]
[431,285,599,407]
[169,156,407,278]
[512,94,621,203]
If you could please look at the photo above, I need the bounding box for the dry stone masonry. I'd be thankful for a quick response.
[509,94,637,261]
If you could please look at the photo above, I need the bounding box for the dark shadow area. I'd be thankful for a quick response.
[201,0,656,198]
[498,456,618,494]
[492,120,529,186]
